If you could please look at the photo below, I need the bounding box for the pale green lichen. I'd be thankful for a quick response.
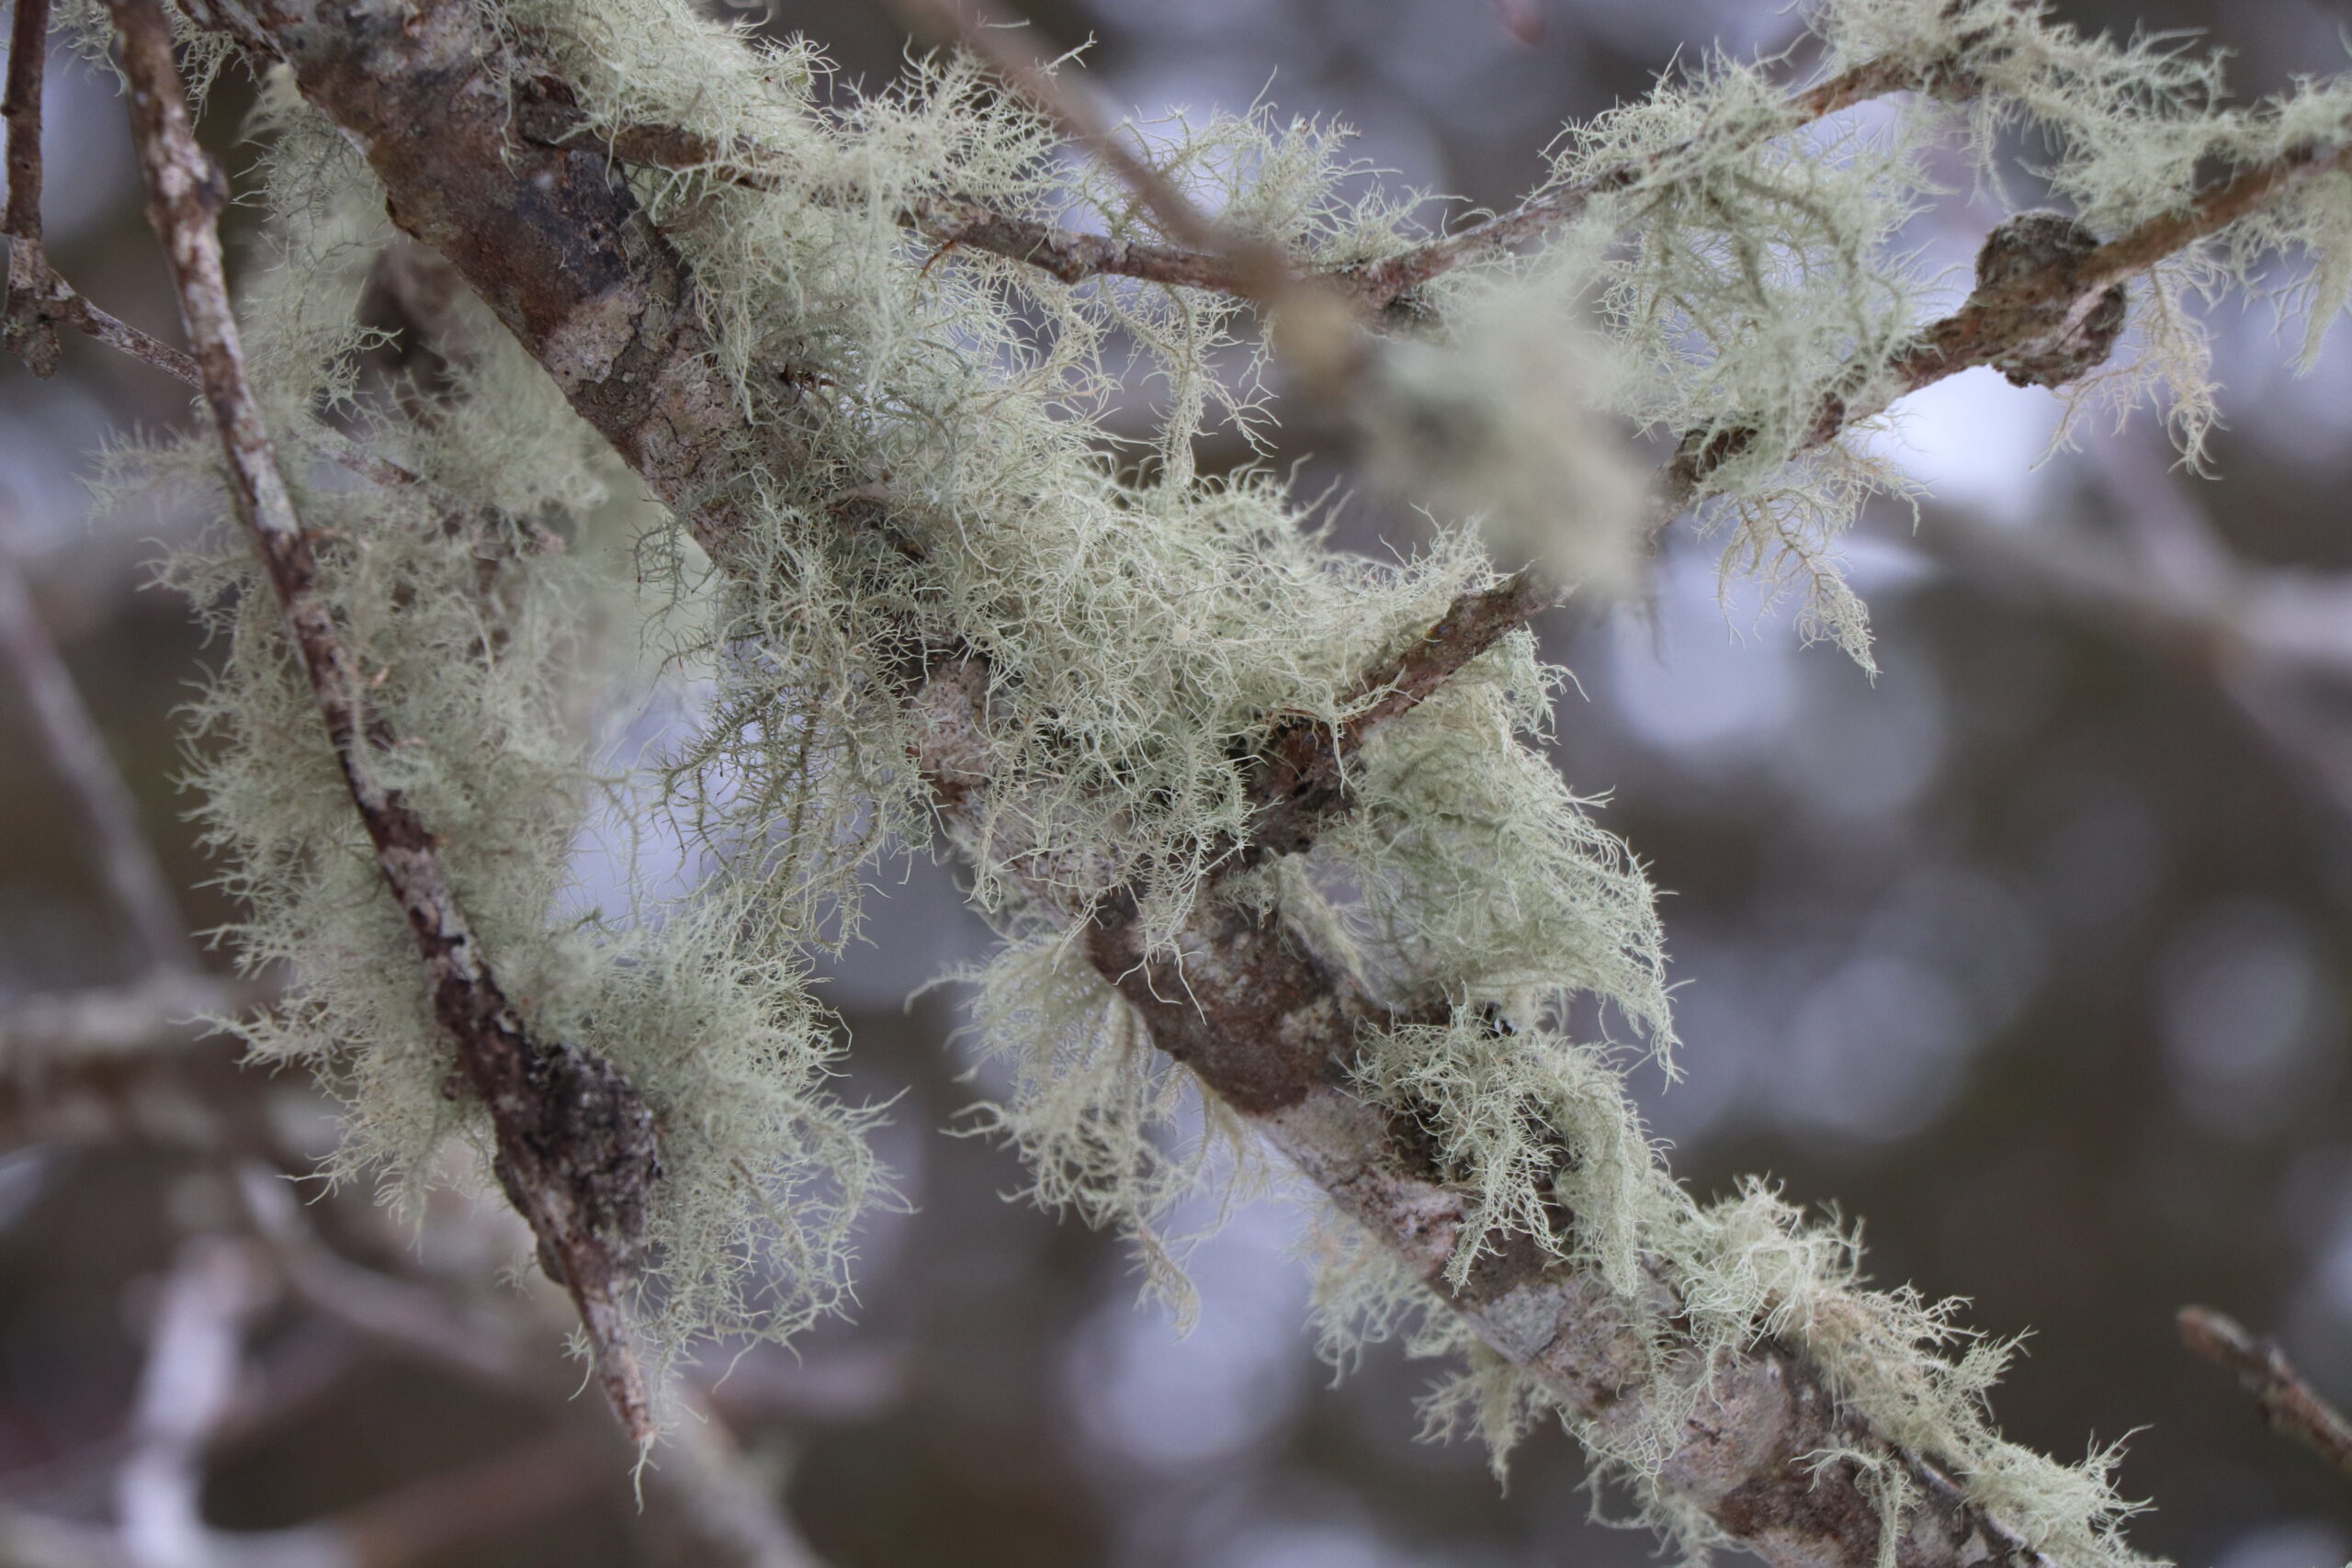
[950,930,1254,1325]
[1360,252,1654,596]
[1320,637,1674,1043]
[1310,1176,2145,1568]
[102,0,2352,1553]
[117,73,881,1384]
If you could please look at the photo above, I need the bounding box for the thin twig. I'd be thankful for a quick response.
[0,972,266,1062]
[1669,130,2352,513]
[236,1166,829,1568]
[3,0,59,376]
[117,1236,266,1568]
[107,0,662,1443]
[3,0,45,242]
[0,974,269,1154]
[870,0,1376,381]
[7,251,196,379]
[8,253,494,505]
[874,0,1240,262]
[0,507,198,974]
[2179,1305,2352,1481]
[1242,566,1552,860]
[1340,51,1955,315]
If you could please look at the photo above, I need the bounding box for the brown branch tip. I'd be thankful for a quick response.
[2178,1304,2352,1481]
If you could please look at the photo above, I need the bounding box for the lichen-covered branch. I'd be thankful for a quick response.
[1667,137,2352,513]
[138,0,2352,1562]
[1277,121,2352,846]
[1337,49,1965,318]
[0,246,512,509]
[210,4,2159,1562]
[1242,566,1550,862]
[107,0,661,1442]
[510,45,1959,325]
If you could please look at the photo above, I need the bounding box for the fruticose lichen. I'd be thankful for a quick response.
[97,0,2352,1554]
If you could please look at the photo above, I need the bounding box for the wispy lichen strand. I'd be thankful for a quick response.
[140,73,878,1393]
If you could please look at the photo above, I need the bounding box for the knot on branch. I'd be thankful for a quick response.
[1244,711,1351,863]
[4,238,63,378]
[492,1042,662,1290]
[1971,210,2128,389]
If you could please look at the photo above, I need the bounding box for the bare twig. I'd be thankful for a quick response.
[0,972,265,1063]
[2179,1305,2352,1480]
[107,0,661,1442]
[0,975,270,1153]
[6,253,196,381]
[117,1236,266,1568]
[0,513,197,974]
[4,0,60,377]
[3,0,45,241]
[235,1166,831,1568]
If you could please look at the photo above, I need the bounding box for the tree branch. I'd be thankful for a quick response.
[2178,1305,2352,1482]
[3,0,45,243]
[3,0,60,377]
[117,1237,266,1568]
[1338,50,1961,316]
[235,1167,831,1568]
[1240,565,1550,863]
[2,249,515,514]
[1261,127,2352,859]
[514,47,1955,323]
[1668,143,2352,513]
[0,507,198,974]
[107,0,661,1443]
